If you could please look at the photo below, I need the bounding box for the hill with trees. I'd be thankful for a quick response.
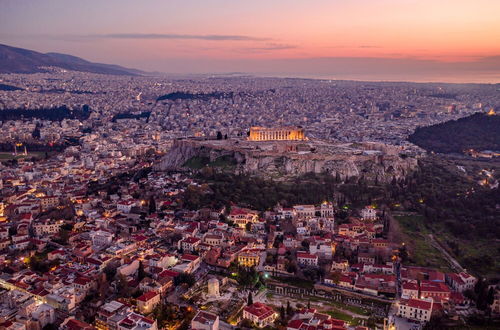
[0,105,90,121]
[408,112,500,154]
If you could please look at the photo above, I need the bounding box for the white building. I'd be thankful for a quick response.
[361,206,377,220]
[90,230,114,247]
[33,220,63,237]
[293,205,316,219]
[243,303,277,328]
[297,252,318,266]
[397,298,433,322]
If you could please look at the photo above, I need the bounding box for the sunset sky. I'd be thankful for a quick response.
[1,0,499,82]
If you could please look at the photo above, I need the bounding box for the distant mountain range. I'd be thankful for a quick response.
[0,43,145,75]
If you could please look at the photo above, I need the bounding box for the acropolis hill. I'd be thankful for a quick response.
[156,131,419,181]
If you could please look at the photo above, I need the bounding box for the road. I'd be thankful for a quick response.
[428,234,464,272]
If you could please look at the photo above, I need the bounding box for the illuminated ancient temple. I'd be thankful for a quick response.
[248,126,306,141]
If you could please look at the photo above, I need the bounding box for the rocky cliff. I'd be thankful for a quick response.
[156,138,418,182]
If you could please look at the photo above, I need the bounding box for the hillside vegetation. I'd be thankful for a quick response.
[408,112,500,154]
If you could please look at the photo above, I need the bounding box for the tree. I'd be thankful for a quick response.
[32,127,41,139]
[148,196,156,214]
[329,271,341,284]
[286,301,293,316]
[116,273,131,298]
[174,273,196,287]
[398,245,409,263]
[301,240,310,250]
[137,261,146,281]
[487,287,495,306]
[286,262,297,274]
[247,291,253,306]
[104,264,117,281]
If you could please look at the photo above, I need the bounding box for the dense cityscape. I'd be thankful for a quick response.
[0,68,498,330]
[1,0,500,329]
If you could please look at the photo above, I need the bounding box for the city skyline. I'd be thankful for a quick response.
[1,0,500,82]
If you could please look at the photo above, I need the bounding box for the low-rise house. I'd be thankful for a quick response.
[360,206,377,220]
[397,298,433,322]
[446,272,477,292]
[137,291,160,314]
[179,237,201,252]
[420,281,451,301]
[238,251,260,267]
[297,252,318,266]
[228,208,259,229]
[401,281,419,299]
[191,310,219,330]
[243,303,277,328]
[203,234,223,247]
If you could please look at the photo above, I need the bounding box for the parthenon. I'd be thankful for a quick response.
[248,126,306,141]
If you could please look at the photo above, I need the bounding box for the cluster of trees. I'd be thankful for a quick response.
[28,252,60,273]
[174,273,196,287]
[87,167,152,197]
[156,91,233,102]
[228,263,265,289]
[0,142,68,153]
[152,303,193,329]
[182,172,342,211]
[181,155,498,275]
[0,83,23,91]
[112,111,151,122]
[0,104,91,121]
[409,112,500,154]
[387,158,499,274]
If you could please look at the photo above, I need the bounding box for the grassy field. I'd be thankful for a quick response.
[432,222,500,277]
[394,212,499,277]
[325,310,366,326]
[393,214,453,272]
[0,151,45,160]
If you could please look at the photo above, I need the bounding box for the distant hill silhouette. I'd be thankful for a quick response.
[409,112,500,154]
[0,44,144,75]
[0,83,23,91]
[156,91,233,102]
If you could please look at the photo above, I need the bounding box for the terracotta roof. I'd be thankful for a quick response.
[405,298,432,311]
[244,302,275,320]
[137,290,158,302]
[297,252,318,259]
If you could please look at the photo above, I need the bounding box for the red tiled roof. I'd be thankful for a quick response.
[183,237,201,244]
[402,281,419,291]
[287,319,305,329]
[405,298,432,311]
[182,254,199,261]
[244,302,275,320]
[137,290,158,302]
[297,252,317,259]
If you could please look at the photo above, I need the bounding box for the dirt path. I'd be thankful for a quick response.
[428,234,465,272]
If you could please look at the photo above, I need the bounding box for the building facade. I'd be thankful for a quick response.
[248,127,305,141]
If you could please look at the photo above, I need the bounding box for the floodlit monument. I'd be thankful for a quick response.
[248,126,306,141]
[207,278,220,297]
